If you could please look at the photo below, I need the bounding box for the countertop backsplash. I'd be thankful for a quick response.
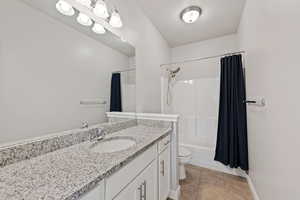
[0,119,137,168]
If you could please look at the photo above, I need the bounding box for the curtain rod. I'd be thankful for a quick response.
[160,50,245,67]
[112,67,136,73]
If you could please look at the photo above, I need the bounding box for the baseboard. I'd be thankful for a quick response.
[168,186,181,200]
[246,175,260,200]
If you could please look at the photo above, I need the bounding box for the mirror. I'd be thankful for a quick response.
[0,0,136,145]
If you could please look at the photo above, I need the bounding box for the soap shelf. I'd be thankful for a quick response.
[80,99,107,105]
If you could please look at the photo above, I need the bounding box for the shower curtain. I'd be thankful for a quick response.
[214,54,249,171]
[110,73,122,112]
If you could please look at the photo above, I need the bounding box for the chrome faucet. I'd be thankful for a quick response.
[81,121,89,129]
[90,128,106,142]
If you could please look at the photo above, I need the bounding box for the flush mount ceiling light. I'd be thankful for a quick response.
[180,6,202,24]
[93,0,109,19]
[76,0,92,7]
[77,12,93,26]
[109,9,123,28]
[56,0,75,16]
[92,23,106,34]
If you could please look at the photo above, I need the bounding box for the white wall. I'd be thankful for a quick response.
[238,0,300,199]
[115,0,171,113]
[171,34,239,62]
[0,0,129,144]
[121,69,136,112]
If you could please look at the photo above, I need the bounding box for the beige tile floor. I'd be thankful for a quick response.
[179,164,253,200]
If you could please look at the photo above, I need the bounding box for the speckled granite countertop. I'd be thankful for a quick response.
[0,125,171,200]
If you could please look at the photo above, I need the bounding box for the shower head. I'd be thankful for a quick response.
[171,67,181,74]
[167,67,181,78]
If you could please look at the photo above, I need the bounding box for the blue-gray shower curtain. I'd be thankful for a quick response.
[214,54,249,171]
[110,73,122,112]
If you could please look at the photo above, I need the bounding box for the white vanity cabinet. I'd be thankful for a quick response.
[81,135,171,200]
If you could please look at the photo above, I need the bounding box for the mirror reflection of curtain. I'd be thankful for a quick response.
[110,73,122,112]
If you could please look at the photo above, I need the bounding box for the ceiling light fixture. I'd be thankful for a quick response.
[55,0,75,16]
[180,6,202,24]
[77,13,93,26]
[92,23,106,34]
[93,0,109,19]
[109,9,123,28]
[76,0,92,7]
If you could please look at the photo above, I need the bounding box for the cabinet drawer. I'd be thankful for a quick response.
[106,145,157,200]
[158,135,171,153]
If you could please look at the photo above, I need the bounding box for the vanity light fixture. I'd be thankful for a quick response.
[93,0,109,19]
[77,12,93,26]
[180,6,202,24]
[55,0,75,16]
[76,0,92,7]
[109,9,123,28]
[92,23,106,34]
[55,0,123,35]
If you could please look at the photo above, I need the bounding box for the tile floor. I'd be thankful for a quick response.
[179,164,253,200]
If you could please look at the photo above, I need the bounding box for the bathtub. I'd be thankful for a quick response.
[180,143,246,177]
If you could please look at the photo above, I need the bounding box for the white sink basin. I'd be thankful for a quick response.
[91,137,136,153]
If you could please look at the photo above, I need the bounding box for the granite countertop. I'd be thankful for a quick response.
[0,125,171,200]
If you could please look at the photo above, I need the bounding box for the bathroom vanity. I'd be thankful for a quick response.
[79,137,170,200]
[80,135,170,200]
[0,115,179,200]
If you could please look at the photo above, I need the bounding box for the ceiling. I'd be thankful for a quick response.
[138,0,246,47]
[19,0,135,56]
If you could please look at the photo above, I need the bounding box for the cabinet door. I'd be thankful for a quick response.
[112,177,140,200]
[159,146,170,200]
[139,159,157,200]
[80,181,105,200]
[114,161,157,200]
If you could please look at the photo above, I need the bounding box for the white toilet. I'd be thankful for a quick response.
[178,146,192,180]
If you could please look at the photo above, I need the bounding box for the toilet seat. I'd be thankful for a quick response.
[179,147,191,158]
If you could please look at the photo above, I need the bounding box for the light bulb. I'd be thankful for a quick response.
[109,10,123,28]
[77,13,93,26]
[55,0,75,16]
[182,10,199,23]
[92,23,106,34]
[180,6,202,24]
[76,0,91,7]
[93,0,109,19]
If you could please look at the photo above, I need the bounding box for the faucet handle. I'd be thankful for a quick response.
[81,121,89,129]
[90,128,105,142]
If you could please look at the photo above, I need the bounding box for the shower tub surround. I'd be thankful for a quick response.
[0,114,179,200]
